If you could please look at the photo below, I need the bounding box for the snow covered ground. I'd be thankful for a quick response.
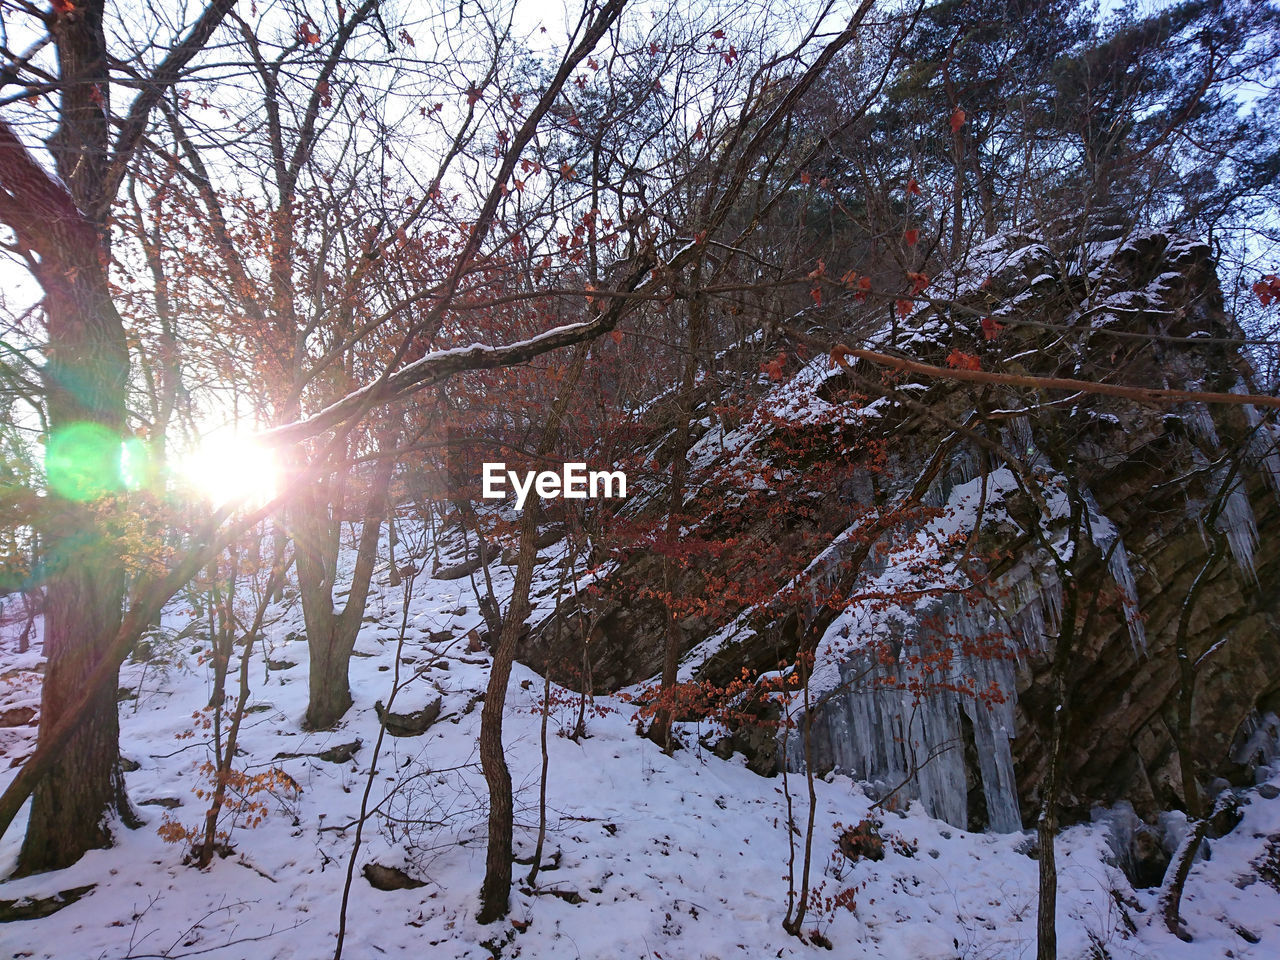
[2,537,1279,959]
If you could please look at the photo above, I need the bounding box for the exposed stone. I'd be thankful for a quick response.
[374,698,442,737]
[274,739,362,764]
[0,885,95,922]
[363,863,426,891]
[314,740,362,763]
[1128,828,1170,889]
[140,797,182,808]
[519,229,1280,832]
[0,706,36,727]
[1208,792,1243,839]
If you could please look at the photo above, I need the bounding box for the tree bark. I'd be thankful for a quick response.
[1035,483,1084,960]
[477,348,586,923]
[476,481,544,924]
[0,0,237,875]
[1160,498,1230,936]
[1,113,134,873]
[649,292,704,752]
[297,455,395,730]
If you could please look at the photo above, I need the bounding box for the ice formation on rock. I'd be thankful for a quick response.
[795,559,1053,833]
[1218,474,1260,584]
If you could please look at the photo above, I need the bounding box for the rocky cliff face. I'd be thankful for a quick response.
[520,229,1280,833]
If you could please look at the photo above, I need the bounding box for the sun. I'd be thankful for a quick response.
[174,432,281,507]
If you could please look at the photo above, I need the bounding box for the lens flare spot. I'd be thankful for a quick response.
[175,433,280,507]
[46,422,121,501]
[120,436,151,492]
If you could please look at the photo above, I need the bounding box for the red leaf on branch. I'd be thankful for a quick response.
[762,351,787,381]
[947,349,981,371]
[807,259,825,280]
[949,107,966,132]
[906,271,930,295]
[896,299,914,319]
[981,316,1004,340]
[296,21,320,45]
[712,28,726,39]
[610,329,624,344]
[1253,275,1280,306]
[903,228,919,246]
[906,177,921,196]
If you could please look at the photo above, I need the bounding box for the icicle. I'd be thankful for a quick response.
[909,677,967,828]
[1107,539,1147,655]
[1257,424,1280,499]
[1227,380,1280,499]
[923,478,949,509]
[949,447,981,485]
[1231,711,1280,769]
[1081,489,1146,656]
[1240,404,1280,498]
[957,605,1022,831]
[1218,476,1259,584]
[1004,416,1035,461]
[999,558,1060,656]
[1184,401,1219,448]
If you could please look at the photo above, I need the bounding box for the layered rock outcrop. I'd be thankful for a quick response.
[519,229,1280,831]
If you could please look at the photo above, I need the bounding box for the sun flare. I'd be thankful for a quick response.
[175,433,281,507]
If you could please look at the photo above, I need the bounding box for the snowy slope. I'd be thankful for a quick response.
[2,531,1280,959]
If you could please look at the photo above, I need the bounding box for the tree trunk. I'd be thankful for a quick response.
[1036,496,1083,960]
[477,495,543,923]
[17,551,134,874]
[305,622,358,731]
[649,293,704,751]
[297,455,395,730]
[1,111,135,873]
[477,347,586,924]
[1161,515,1227,935]
[783,650,818,939]
[1160,815,1208,941]
[1,0,236,867]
